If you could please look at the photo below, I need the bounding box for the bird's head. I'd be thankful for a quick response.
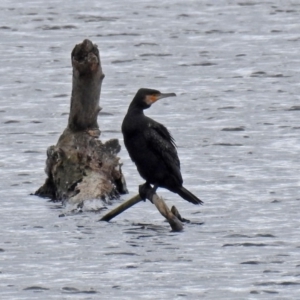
[131,88,176,110]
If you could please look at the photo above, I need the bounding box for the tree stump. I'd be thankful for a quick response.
[35,39,128,205]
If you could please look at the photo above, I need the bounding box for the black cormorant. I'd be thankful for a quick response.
[121,88,202,205]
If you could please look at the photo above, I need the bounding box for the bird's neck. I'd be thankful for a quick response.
[127,104,145,115]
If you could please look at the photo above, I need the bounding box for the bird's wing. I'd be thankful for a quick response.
[144,121,182,180]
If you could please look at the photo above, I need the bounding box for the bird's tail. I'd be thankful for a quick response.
[176,186,203,205]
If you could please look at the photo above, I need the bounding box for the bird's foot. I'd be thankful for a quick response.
[139,183,155,202]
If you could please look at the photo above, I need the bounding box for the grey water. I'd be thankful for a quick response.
[0,0,300,299]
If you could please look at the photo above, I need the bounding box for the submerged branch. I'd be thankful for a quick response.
[100,186,183,232]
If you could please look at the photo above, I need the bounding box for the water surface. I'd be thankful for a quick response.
[0,1,299,299]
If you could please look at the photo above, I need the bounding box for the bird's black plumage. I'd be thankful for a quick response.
[122,88,202,205]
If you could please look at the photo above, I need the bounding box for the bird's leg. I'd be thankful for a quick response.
[138,182,151,201]
[139,183,158,203]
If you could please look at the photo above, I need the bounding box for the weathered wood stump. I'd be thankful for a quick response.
[35,39,127,205]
